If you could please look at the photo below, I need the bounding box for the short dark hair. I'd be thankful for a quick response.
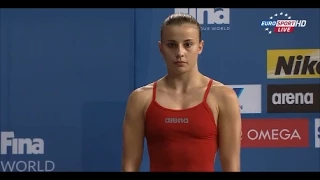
[160,13,202,42]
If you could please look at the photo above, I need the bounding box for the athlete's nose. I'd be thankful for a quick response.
[176,45,185,58]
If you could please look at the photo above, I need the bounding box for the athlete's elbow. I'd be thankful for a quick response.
[122,159,141,172]
[122,165,138,172]
[220,156,240,172]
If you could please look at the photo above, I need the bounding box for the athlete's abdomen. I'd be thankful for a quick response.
[147,139,216,172]
[145,102,218,172]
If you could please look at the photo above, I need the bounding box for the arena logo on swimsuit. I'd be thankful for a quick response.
[0,131,55,172]
[165,118,189,124]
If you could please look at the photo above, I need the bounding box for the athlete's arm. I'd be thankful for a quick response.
[217,87,241,172]
[122,89,146,172]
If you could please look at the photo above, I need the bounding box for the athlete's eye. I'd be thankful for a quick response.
[167,43,176,48]
[185,43,193,48]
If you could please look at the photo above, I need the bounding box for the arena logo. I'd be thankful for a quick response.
[267,84,320,113]
[241,118,309,148]
[0,131,55,172]
[173,8,230,31]
[271,92,313,105]
[165,118,189,124]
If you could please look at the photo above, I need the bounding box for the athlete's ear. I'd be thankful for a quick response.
[158,41,163,54]
[198,40,204,55]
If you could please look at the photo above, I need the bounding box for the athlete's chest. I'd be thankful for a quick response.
[145,104,216,141]
[155,89,205,110]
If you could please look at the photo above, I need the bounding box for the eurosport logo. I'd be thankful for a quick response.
[241,118,309,148]
[173,8,230,31]
[228,84,261,114]
[261,12,306,34]
[315,118,320,148]
[267,49,320,79]
[267,84,320,113]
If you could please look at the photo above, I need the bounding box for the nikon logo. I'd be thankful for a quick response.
[267,49,320,79]
[165,118,189,124]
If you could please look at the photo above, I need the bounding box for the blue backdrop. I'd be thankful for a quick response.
[0,8,319,172]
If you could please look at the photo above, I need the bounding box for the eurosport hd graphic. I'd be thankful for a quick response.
[261,12,307,34]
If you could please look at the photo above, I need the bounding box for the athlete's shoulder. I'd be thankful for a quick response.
[127,79,160,101]
[132,81,155,94]
[209,79,237,100]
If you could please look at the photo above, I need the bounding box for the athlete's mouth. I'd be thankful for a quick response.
[174,61,187,64]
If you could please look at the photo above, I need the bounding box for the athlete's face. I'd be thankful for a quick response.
[159,23,204,74]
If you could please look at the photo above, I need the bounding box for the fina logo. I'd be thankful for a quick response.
[173,8,231,31]
[0,131,55,172]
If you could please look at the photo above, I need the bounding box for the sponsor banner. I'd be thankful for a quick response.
[267,84,320,113]
[241,118,309,148]
[228,84,261,114]
[315,118,320,148]
[267,49,320,79]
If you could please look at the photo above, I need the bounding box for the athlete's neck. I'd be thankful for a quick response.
[164,69,203,92]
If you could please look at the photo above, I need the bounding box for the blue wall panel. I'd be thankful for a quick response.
[0,8,134,171]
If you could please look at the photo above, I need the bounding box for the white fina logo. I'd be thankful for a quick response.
[0,131,55,172]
